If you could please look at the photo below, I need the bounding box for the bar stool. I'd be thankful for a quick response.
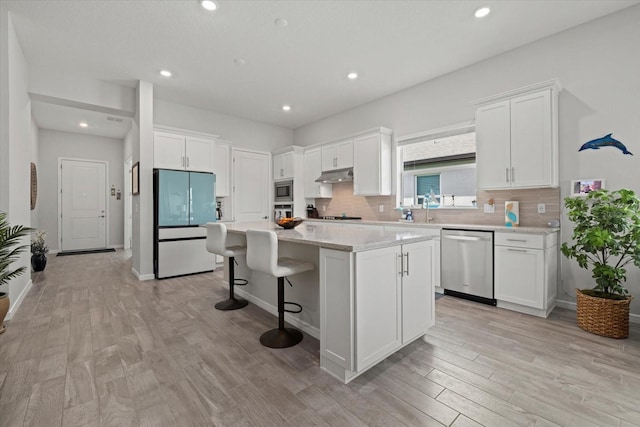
[206,223,249,311]
[246,229,314,348]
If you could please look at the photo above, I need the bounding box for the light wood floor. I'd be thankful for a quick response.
[1,250,639,427]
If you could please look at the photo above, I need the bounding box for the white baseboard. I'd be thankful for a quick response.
[108,244,124,249]
[131,268,155,281]
[556,298,640,325]
[6,279,33,321]
[234,287,320,340]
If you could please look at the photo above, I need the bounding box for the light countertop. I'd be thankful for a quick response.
[306,219,559,235]
[223,221,435,252]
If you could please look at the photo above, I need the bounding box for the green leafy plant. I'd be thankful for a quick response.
[561,189,640,300]
[0,211,33,288]
[31,230,49,256]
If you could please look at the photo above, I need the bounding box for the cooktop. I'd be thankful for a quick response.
[320,216,362,220]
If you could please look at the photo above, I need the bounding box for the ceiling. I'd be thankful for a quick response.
[5,0,639,138]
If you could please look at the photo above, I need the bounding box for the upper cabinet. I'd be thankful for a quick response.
[322,139,353,171]
[474,79,561,190]
[153,129,231,196]
[304,147,332,198]
[353,129,392,196]
[273,151,295,180]
[154,131,214,173]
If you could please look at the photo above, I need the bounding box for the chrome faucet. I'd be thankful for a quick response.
[423,195,434,223]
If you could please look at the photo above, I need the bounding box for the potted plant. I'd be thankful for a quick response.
[0,211,32,334]
[561,188,640,338]
[31,230,49,272]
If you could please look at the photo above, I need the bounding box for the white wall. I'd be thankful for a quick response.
[154,99,293,152]
[30,117,39,228]
[29,66,136,115]
[131,81,154,280]
[294,5,640,313]
[0,10,33,313]
[38,129,125,251]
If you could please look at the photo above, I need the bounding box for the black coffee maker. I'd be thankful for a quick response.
[306,204,319,218]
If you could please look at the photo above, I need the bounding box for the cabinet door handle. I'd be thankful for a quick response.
[506,167,509,182]
[397,254,404,277]
[511,167,514,183]
[187,157,190,167]
[506,238,527,242]
[404,252,410,276]
[507,248,528,253]
[182,156,185,167]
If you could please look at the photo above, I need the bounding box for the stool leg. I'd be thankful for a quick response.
[278,276,285,330]
[215,256,248,311]
[259,276,303,348]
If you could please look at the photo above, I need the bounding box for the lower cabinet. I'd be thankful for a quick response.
[494,232,558,317]
[320,240,434,381]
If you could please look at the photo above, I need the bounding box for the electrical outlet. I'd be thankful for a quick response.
[484,203,495,213]
[379,204,384,213]
[537,203,546,214]
[322,205,326,212]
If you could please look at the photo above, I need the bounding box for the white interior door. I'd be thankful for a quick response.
[233,149,270,222]
[60,159,107,251]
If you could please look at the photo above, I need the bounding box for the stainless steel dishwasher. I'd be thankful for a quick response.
[441,228,495,305]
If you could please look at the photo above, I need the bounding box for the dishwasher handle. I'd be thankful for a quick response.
[442,234,490,242]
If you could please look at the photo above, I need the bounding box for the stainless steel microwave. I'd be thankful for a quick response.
[274,180,293,203]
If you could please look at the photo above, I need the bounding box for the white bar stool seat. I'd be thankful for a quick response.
[206,223,249,311]
[246,229,314,348]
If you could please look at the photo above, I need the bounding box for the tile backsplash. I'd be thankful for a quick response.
[312,182,560,227]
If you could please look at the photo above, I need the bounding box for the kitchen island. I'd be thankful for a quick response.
[221,221,436,383]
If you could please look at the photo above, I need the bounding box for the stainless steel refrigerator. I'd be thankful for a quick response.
[153,169,216,278]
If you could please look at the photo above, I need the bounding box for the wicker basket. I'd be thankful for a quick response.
[576,289,632,339]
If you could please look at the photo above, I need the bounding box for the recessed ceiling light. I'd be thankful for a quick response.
[274,18,288,27]
[201,0,217,11]
[79,122,88,128]
[347,72,358,80]
[474,7,490,18]
[282,105,291,112]
[234,58,246,65]
[160,69,172,78]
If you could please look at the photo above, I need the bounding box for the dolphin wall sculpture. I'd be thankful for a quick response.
[579,133,633,155]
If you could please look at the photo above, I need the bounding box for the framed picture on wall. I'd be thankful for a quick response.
[132,162,140,195]
[570,178,605,197]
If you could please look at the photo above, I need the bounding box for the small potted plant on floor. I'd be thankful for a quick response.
[561,188,640,338]
[0,211,32,334]
[31,230,49,272]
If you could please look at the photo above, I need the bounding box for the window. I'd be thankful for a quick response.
[398,123,477,208]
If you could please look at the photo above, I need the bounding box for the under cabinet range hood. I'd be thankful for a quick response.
[315,167,353,183]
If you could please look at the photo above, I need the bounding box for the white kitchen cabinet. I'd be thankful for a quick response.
[322,139,353,171]
[494,231,558,318]
[319,240,433,378]
[154,131,186,170]
[213,141,230,197]
[304,147,332,198]
[354,240,433,371]
[153,131,215,173]
[353,130,392,196]
[273,151,294,180]
[385,225,440,288]
[185,136,215,172]
[475,79,560,190]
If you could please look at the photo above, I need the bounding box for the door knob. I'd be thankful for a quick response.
[99,215,105,218]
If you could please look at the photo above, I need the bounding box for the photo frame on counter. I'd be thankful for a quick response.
[570,178,604,197]
[132,162,140,195]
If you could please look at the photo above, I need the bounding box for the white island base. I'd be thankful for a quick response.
[222,221,436,384]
